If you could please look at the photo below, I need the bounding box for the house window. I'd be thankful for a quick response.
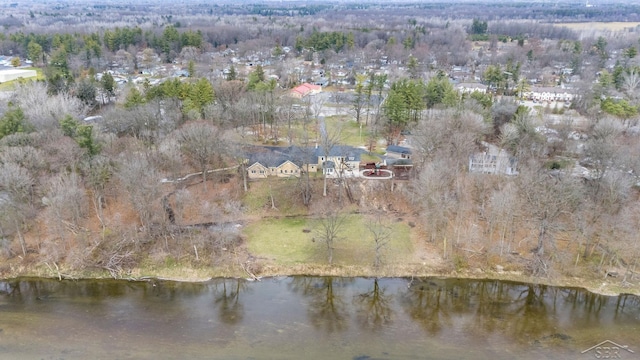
[251,170,256,173]
[259,170,264,174]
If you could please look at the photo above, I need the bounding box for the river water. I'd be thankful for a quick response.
[0,277,638,360]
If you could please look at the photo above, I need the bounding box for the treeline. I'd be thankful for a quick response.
[8,25,204,64]
[295,30,356,53]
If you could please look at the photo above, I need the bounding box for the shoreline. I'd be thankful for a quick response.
[2,264,638,297]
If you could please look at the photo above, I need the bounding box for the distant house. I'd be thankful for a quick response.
[523,87,574,102]
[290,83,322,98]
[313,78,329,87]
[386,145,412,159]
[174,70,189,77]
[455,83,488,94]
[0,69,37,83]
[469,143,518,176]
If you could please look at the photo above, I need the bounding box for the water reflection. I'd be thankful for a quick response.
[213,278,246,324]
[0,277,638,360]
[289,277,352,332]
[353,278,393,331]
[400,279,452,334]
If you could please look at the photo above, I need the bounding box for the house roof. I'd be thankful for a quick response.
[386,145,412,154]
[313,145,362,161]
[290,83,322,97]
[455,83,487,89]
[246,145,363,167]
[247,162,268,170]
[248,151,291,168]
[246,146,312,168]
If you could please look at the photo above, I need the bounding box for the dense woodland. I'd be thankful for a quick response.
[1,0,640,284]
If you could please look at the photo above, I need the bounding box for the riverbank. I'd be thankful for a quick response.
[2,260,638,297]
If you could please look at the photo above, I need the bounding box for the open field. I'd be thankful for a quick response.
[325,114,371,148]
[243,214,414,267]
[554,22,640,31]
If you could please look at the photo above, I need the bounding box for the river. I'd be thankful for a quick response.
[0,277,638,359]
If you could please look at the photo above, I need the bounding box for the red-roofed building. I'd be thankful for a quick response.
[290,83,322,98]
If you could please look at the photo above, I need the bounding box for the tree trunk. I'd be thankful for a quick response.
[202,167,208,192]
[15,219,26,257]
[537,221,547,256]
[242,163,248,192]
[323,173,328,197]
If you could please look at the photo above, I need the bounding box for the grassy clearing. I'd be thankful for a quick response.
[554,22,640,31]
[242,177,317,216]
[360,152,381,163]
[235,110,379,150]
[326,115,370,147]
[244,214,414,267]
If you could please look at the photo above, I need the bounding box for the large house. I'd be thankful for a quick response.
[290,83,322,98]
[455,83,488,94]
[0,68,37,83]
[522,87,574,103]
[469,142,518,176]
[245,145,362,179]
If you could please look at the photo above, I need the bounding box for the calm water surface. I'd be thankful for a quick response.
[0,277,639,360]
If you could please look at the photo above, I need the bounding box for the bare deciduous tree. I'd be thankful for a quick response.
[622,68,640,101]
[517,168,582,275]
[0,145,46,177]
[12,82,88,131]
[176,121,224,191]
[318,118,343,197]
[0,162,34,256]
[43,171,88,247]
[315,208,346,265]
[486,182,519,258]
[368,213,392,268]
[117,153,162,232]
[82,155,115,231]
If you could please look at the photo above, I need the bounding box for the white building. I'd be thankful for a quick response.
[0,69,37,83]
[469,142,518,176]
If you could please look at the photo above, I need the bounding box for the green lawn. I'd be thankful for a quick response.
[238,110,380,150]
[324,115,370,147]
[243,214,413,267]
[242,177,319,215]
